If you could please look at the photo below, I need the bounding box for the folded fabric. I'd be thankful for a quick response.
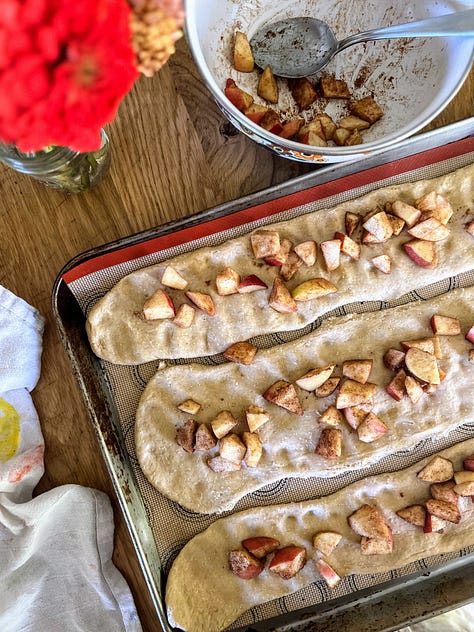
[0,285,142,631]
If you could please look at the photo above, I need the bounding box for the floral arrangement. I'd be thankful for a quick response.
[0,0,184,153]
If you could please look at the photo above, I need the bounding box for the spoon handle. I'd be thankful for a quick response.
[337,9,474,54]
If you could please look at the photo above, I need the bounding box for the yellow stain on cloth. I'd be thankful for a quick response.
[0,397,20,462]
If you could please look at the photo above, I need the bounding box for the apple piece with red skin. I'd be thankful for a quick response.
[402,239,438,269]
[176,419,197,453]
[423,513,446,533]
[244,103,268,125]
[264,238,292,266]
[342,359,373,384]
[404,375,424,404]
[223,341,257,365]
[250,229,280,259]
[386,369,407,401]
[463,455,474,471]
[391,200,421,227]
[291,278,337,302]
[334,231,361,260]
[280,250,303,281]
[161,265,188,290]
[229,549,264,579]
[343,405,369,430]
[415,191,453,225]
[383,349,406,372]
[293,240,317,266]
[269,545,307,579]
[242,536,280,559]
[430,480,458,506]
[426,499,461,524]
[360,530,393,555]
[465,326,474,344]
[315,427,342,459]
[268,278,297,313]
[466,219,474,237]
[396,504,426,528]
[315,559,342,588]
[279,118,303,140]
[216,266,240,296]
[295,364,336,391]
[348,504,391,540]
[194,424,217,451]
[430,313,461,336]
[417,456,454,483]
[260,109,283,134]
[173,303,195,328]
[407,217,450,242]
[143,288,175,320]
[320,239,341,271]
[237,275,268,294]
[357,412,387,443]
[263,380,303,415]
[224,78,254,111]
[185,291,215,316]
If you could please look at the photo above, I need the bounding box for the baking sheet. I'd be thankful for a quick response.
[52,120,474,632]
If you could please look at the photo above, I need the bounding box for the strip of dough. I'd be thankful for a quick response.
[165,438,474,632]
[86,164,474,364]
[135,286,474,514]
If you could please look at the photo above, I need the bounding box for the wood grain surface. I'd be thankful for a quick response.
[0,36,472,631]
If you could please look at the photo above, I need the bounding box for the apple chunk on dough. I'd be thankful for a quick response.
[228,549,263,579]
[295,364,336,391]
[430,313,461,336]
[263,380,303,415]
[405,347,440,385]
[269,546,306,579]
[315,559,342,588]
[348,504,391,540]
[143,288,175,320]
[417,456,454,482]
[402,239,438,269]
[242,536,280,559]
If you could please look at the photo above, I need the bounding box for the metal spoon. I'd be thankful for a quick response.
[250,9,474,78]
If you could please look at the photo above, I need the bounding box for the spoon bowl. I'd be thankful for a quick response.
[250,10,474,77]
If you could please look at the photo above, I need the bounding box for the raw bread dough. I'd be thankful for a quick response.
[165,439,474,632]
[135,286,474,514]
[86,164,474,364]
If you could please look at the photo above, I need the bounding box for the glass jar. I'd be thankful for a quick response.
[0,129,111,193]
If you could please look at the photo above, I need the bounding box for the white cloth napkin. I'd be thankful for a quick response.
[0,285,142,631]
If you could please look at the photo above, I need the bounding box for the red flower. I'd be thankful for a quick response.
[0,0,139,152]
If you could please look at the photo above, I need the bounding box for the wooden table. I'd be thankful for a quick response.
[0,37,472,631]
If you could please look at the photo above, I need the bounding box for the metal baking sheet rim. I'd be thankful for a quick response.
[52,119,474,632]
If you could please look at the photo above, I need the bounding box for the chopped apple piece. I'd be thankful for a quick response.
[415,191,453,225]
[211,410,237,439]
[343,405,369,430]
[269,546,307,579]
[242,431,263,468]
[430,313,461,336]
[360,532,393,555]
[293,240,317,266]
[386,368,407,401]
[244,103,269,125]
[453,481,474,496]
[280,250,303,281]
[454,470,474,484]
[320,239,341,271]
[161,265,187,290]
[238,274,268,293]
[173,303,195,328]
[348,504,391,540]
[350,95,383,123]
[315,427,342,459]
[233,31,254,72]
[391,200,421,227]
[288,77,318,110]
[469,349,474,363]
[417,456,454,483]
[176,419,197,453]
[250,229,280,259]
[396,504,426,527]
[177,399,201,415]
[312,531,343,556]
[216,267,240,295]
[465,326,474,344]
[404,375,424,404]
[207,456,241,472]
[430,480,458,506]
[245,405,270,433]
[143,288,175,320]
[320,75,350,98]
[345,211,361,236]
[402,239,438,269]
[400,337,437,356]
[269,278,298,313]
[292,277,337,301]
[336,379,377,409]
[223,341,257,365]
[194,424,217,451]
[362,211,393,242]
[425,499,460,524]
[466,219,474,237]
[295,364,336,391]
[229,548,263,579]
[319,404,344,426]
[264,238,292,266]
[423,513,446,533]
[279,118,304,140]
[404,347,440,385]
[224,78,254,111]
[258,65,279,103]
[185,291,215,316]
[357,412,387,443]
[407,217,450,242]
[314,377,341,398]
[463,455,474,471]
[220,433,246,464]
[242,536,280,559]
[315,559,342,588]
[311,113,336,141]
[263,380,303,415]
[342,359,373,384]
[338,115,370,131]
[383,348,406,372]
[344,129,363,146]
[386,214,405,236]
[334,232,361,260]
[333,127,351,146]
[260,108,283,134]
[298,119,326,144]
[371,254,392,274]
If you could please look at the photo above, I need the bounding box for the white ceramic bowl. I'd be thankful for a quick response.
[185,0,473,163]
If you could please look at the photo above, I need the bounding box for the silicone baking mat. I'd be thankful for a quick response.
[55,129,474,631]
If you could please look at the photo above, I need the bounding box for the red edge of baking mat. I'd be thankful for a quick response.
[62,137,473,284]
